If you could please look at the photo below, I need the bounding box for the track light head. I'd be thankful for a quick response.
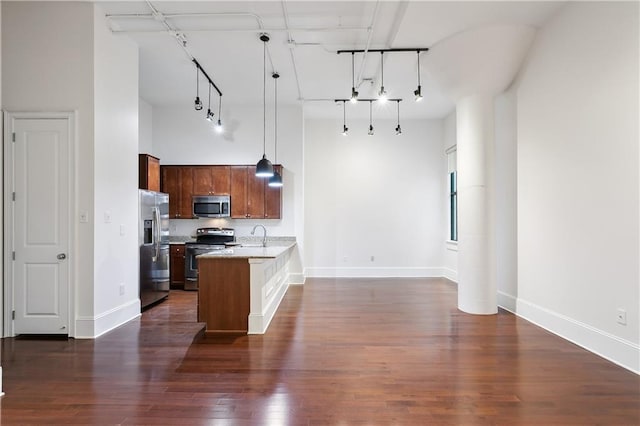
[194,96,203,111]
[215,119,223,133]
[414,86,423,102]
[350,87,359,103]
[368,124,374,136]
[395,125,402,135]
[378,87,388,103]
[341,125,349,136]
[206,109,214,121]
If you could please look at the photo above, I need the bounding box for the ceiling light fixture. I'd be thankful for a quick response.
[215,95,223,133]
[206,83,214,121]
[194,66,203,111]
[395,100,402,135]
[350,52,359,104]
[414,50,423,102]
[368,100,374,136]
[269,72,283,188]
[341,100,349,136]
[256,33,274,178]
[378,52,387,104]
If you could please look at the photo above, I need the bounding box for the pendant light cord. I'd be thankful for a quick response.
[218,95,222,117]
[196,67,199,96]
[369,100,372,126]
[208,83,211,110]
[343,100,346,126]
[351,52,355,88]
[417,50,421,85]
[263,40,267,156]
[380,52,384,88]
[397,100,400,124]
[274,75,278,163]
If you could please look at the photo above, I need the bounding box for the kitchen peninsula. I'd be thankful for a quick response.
[197,242,296,336]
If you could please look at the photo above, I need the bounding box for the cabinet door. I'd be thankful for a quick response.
[265,165,282,219]
[230,166,248,218]
[247,166,265,219]
[170,244,185,289]
[139,154,160,191]
[161,166,181,218]
[179,167,194,218]
[211,166,231,194]
[192,167,212,195]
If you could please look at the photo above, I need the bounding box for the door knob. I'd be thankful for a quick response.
[57,253,66,260]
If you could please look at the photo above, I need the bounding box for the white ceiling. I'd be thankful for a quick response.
[97,1,564,119]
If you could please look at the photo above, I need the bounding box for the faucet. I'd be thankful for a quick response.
[251,224,267,247]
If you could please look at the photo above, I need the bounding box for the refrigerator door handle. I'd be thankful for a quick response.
[152,207,159,262]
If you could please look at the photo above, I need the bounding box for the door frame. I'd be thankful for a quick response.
[3,111,77,337]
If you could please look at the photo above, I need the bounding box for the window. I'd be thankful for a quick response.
[446,147,457,241]
[449,171,457,241]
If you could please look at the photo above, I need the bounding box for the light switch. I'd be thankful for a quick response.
[104,210,112,223]
[79,211,89,223]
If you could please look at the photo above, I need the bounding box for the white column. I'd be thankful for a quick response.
[456,94,497,314]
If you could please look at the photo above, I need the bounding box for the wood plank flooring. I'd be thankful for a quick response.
[1,278,638,425]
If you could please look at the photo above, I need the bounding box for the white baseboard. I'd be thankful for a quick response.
[289,272,306,285]
[515,297,639,374]
[75,299,141,338]
[497,291,517,313]
[442,268,458,283]
[305,267,444,278]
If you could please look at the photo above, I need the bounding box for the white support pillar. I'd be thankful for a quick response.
[456,94,497,314]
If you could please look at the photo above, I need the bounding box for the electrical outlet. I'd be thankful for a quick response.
[119,283,125,296]
[616,309,627,325]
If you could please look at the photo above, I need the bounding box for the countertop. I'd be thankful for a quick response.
[197,243,295,259]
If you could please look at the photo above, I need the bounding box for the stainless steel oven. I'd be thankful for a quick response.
[184,228,235,290]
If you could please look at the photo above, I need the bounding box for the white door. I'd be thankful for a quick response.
[11,117,70,334]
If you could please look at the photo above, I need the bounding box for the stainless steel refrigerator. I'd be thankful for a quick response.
[139,190,170,309]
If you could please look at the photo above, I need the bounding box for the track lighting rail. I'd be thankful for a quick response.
[336,48,429,54]
[334,98,402,103]
[192,58,222,97]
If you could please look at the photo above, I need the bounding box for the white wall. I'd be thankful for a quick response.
[92,6,140,336]
[442,110,458,281]
[138,97,153,154]
[152,105,304,242]
[494,88,518,311]
[303,118,445,277]
[516,2,639,372]
[2,1,96,335]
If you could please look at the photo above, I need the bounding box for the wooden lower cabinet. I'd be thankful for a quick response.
[170,244,186,289]
[197,258,250,335]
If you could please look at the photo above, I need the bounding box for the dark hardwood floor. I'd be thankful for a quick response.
[1,278,638,425]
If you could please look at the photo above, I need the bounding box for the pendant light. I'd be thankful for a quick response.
[414,50,423,102]
[395,100,402,135]
[268,72,283,188]
[350,52,359,104]
[206,83,214,121]
[215,95,223,133]
[368,100,374,136]
[341,100,349,136]
[256,33,274,178]
[378,52,387,103]
[194,66,203,111]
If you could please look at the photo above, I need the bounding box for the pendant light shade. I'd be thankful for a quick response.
[341,100,349,136]
[257,154,274,177]
[350,52,359,104]
[268,71,283,187]
[395,100,402,135]
[368,101,374,136]
[414,50,423,102]
[256,33,274,178]
[378,52,387,103]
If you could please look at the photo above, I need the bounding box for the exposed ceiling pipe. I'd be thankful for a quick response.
[108,27,367,34]
[355,1,380,88]
[144,0,193,62]
[280,0,303,101]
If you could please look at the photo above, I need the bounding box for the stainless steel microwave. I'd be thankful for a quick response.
[192,195,230,218]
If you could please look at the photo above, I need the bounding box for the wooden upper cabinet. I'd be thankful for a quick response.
[139,154,160,192]
[164,164,282,220]
[230,165,281,219]
[265,165,282,219]
[230,166,248,219]
[193,166,231,195]
[161,166,194,219]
